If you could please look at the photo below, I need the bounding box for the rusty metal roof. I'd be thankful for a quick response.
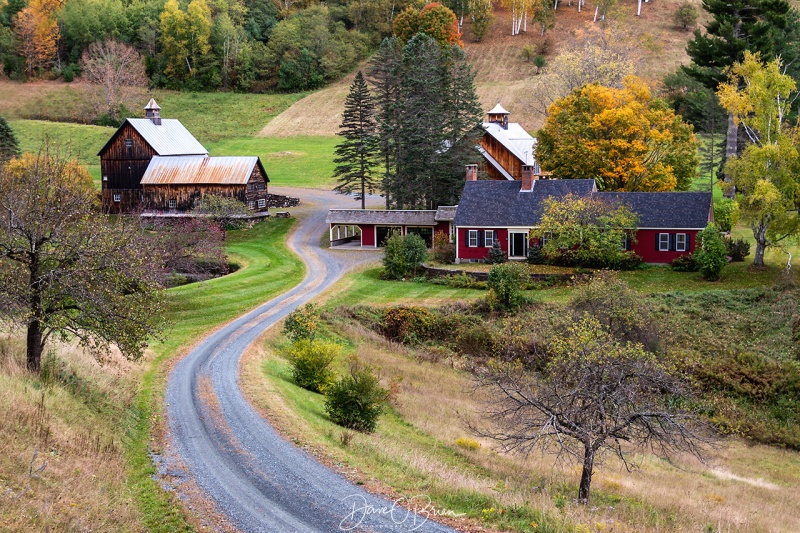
[126,119,207,156]
[140,156,264,185]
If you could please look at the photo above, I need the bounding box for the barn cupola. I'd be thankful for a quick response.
[144,98,162,125]
[487,103,509,130]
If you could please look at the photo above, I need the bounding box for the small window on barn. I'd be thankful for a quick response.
[248,200,255,210]
[113,193,121,203]
[484,230,495,248]
[103,175,108,182]
[658,233,670,251]
[168,199,176,209]
[125,138,133,148]
[257,198,266,209]
[467,230,478,247]
[675,233,688,252]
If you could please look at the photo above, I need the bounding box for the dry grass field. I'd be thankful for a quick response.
[242,319,800,533]
[0,337,146,531]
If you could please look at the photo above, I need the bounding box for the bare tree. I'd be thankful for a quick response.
[0,143,165,372]
[472,315,711,503]
[81,40,148,123]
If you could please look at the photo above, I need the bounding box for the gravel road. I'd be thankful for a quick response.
[164,189,459,532]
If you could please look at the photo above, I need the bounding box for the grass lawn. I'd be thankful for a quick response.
[323,266,486,307]
[127,217,305,531]
[207,136,338,189]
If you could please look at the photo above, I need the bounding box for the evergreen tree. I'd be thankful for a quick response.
[0,116,20,163]
[368,37,402,209]
[333,71,379,209]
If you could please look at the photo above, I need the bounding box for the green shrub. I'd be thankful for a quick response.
[487,262,529,309]
[382,233,427,279]
[673,1,699,30]
[324,358,388,432]
[694,224,727,281]
[485,241,507,264]
[283,303,320,341]
[671,253,698,272]
[446,273,486,289]
[286,338,341,393]
[533,54,547,74]
[726,237,751,262]
[382,306,437,343]
[431,231,455,264]
[713,198,739,233]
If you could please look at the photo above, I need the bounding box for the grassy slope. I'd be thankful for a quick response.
[128,217,304,531]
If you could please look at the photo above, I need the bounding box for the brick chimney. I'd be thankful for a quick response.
[521,165,537,191]
[144,98,162,125]
[465,164,478,181]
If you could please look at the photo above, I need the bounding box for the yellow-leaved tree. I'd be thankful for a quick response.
[718,52,800,267]
[536,76,699,192]
[13,0,60,76]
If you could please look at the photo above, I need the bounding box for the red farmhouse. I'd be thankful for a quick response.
[453,173,713,264]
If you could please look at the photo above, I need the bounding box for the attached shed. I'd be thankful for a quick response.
[326,208,454,248]
[140,155,269,212]
[98,99,208,212]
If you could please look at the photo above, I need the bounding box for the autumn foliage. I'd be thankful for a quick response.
[536,77,699,192]
[393,3,462,48]
[13,0,61,76]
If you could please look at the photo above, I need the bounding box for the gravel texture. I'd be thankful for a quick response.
[165,189,459,532]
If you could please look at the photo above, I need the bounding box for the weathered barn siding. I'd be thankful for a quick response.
[244,166,269,207]
[143,184,247,211]
[100,124,156,212]
[479,135,523,180]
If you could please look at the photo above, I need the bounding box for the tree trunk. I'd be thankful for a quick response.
[753,224,767,267]
[26,319,43,372]
[578,445,595,503]
[723,112,738,199]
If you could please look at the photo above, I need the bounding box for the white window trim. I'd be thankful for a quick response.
[248,200,255,210]
[168,199,176,209]
[113,193,121,203]
[257,198,266,208]
[675,233,687,252]
[467,230,478,247]
[541,231,552,247]
[484,230,494,248]
[658,233,670,251]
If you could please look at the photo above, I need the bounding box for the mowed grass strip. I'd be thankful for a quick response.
[128,217,304,531]
[207,136,338,189]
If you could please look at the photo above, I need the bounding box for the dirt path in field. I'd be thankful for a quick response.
[161,188,459,532]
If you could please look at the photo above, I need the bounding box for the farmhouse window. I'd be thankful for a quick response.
[168,199,176,209]
[467,230,479,247]
[113,193,121,203]
[621,234,631,251]
[484,230,496,248]
[676,233,688,252]
[658,233,670,251]
[257,198,266,209]
[541,231,552,247]
[124,138,133,148]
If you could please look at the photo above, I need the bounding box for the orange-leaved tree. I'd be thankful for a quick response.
[13,0,61,77]
[536,76,699,192]
[393,2,462,48]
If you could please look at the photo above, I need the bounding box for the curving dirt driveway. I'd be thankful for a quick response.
[164,189,458,532]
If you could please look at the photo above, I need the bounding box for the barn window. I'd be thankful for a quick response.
[113,193,121,203]
[124,138,133,148]
[168,199,176,209]
[102,175,108,182]
[675,233,688,252]
[467,230,478,247]
[658,233,670,251]
[248,200,255,210]
[257,198,266,209]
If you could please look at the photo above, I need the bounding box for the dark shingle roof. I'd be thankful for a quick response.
[453,179,597,227]
[326,209,438,226]
[595,192,712,229]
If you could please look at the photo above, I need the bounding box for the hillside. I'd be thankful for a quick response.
[260,0,697,137]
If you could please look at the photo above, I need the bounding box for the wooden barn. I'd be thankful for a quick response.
[140,156,269,212]
[478,104,542,181]
[98,99,208,212]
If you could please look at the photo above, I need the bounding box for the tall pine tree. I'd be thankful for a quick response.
[369,34,482,210]
[0,116,19,163]
[333,71,379,209]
